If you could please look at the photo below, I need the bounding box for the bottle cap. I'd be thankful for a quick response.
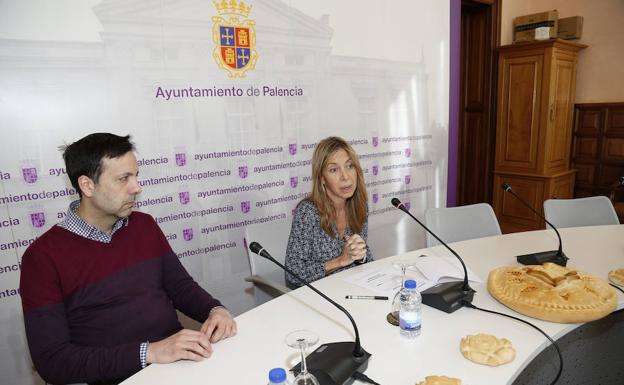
[269,368,287,383]
[404,279,417,289]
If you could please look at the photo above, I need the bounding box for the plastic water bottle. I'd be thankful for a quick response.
[399,279,422,338]
[268,367,290,385]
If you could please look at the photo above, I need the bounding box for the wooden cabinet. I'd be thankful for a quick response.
[492,39,586,233]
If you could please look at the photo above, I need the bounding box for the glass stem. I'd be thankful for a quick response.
[299,344,308,375]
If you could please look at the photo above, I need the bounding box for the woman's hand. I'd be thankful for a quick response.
[339,234,367,266]
[325,234,368,273]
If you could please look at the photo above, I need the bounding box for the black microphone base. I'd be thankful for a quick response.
[421,281,475,313]
[516,250,568,266]
[291,341,371,385]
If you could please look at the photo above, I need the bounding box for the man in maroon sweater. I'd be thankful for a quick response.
[20,133,237,385]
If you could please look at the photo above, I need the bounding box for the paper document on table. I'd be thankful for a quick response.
[342,265,427,296]
[414,255,483,283]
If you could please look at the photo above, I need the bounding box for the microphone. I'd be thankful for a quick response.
[391,198,475,313]
[500,183,568,266]
[248,242,370,385]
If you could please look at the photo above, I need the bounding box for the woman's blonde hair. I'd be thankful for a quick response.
[306,136,368,237]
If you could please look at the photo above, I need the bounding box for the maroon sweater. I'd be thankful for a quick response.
[20,211,222,384]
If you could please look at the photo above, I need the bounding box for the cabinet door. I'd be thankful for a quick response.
[548,173,575,200]
[545,50,577,172]
[493,173,546,232]
[496,53,543,173]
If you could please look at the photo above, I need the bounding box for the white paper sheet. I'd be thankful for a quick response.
[414,255,483,283]
[342,255,482,296]
[342,265,428,296]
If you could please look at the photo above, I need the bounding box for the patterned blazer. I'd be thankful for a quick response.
[284,200,373,289]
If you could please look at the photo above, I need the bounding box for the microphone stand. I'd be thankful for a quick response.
[249,242,370,385]
[391,198,475,313]
[501,183,569,266]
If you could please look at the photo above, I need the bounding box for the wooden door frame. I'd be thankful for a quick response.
[457,0,501,206]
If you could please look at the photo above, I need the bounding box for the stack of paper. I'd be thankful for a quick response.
[341,255,482,296]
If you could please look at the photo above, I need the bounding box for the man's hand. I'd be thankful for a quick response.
[146,329,212,364]
[200,307,237,343]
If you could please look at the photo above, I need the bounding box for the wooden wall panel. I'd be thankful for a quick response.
[572,103,624,198]
[579,110,601,134]
[575,164,595,185]
[604,138,624,161]
[609,110,624,130]
[600,164,624,187]
[574,137,598,159]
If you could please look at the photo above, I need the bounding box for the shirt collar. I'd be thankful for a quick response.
[58,200,129,243]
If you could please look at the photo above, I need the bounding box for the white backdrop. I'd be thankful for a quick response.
[0,0,449,383]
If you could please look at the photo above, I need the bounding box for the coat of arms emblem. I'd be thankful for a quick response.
[179,191,190,205]
[30,212,46,228]
[22,167,38,184]
[175,152,186,167]
[212,0,258,78]
[238,165,248,179]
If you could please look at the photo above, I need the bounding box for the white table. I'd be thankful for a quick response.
[121,225,624,385]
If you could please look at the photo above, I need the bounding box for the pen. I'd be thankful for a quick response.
[345,295,388,300]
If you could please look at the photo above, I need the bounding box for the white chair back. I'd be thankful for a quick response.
[543,196,619,229]
[367,218,425,258]
[424,203,501,247]
[244,217,293,303]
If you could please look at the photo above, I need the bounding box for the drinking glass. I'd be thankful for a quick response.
[285,330,320,385]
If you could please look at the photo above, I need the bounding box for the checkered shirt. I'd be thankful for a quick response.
[57,200,129,243]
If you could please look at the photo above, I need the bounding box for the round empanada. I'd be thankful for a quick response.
[488,263,617,323]
[608,268,624,287]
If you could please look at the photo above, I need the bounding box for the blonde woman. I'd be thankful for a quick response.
[285,136,373,289]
